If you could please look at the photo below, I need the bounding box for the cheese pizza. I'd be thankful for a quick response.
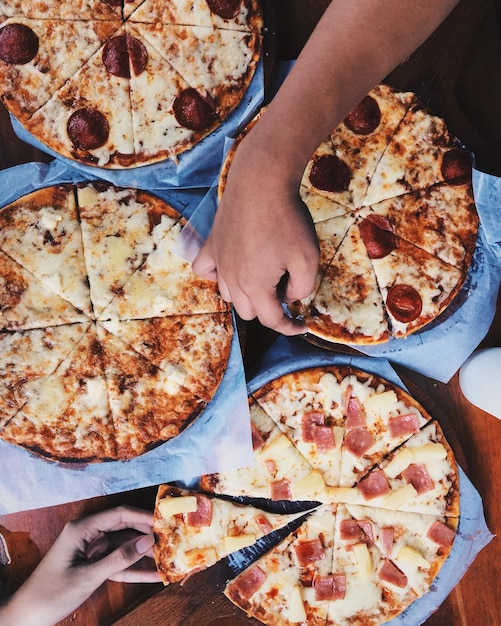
[0,0,262,168]
[0,183,232,462]
[154,365,460,625]
[219,84,478,344]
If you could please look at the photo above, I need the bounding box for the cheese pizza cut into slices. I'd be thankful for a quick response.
[153,484,309,585]
[126,25,220,166]
[359,225,465,338]
[77,183,180,316]
[128,0,263,32]
[0,0,120,20]
[96,325,205,459]
[0,18,119,123]
[24,28,135,168]
[363,100,473,206]
[358,181,479,272]
[0,250,88,331]
[0,325,117,462]
[0,322,90,429]
[252,367,351,488]
[200,397,327,502]
[101,312,232,403]
[329,83,416,208]
[225,503,338,626]
[0,185,92,317]
[131,23,261,122]
[99,219,228,321]
[337,370,431,487]
[298,223,389,345]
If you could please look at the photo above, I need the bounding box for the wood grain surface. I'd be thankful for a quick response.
[1,1,501,625]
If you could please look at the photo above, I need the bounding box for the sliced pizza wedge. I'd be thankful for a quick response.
[225,503,338,626]
[358,224,465,338]
[358,181,478,272]
[24,27,134,168]
[0,250,88,331]
[96,325,205,460]
[363,99,473,206]
[130,22,261,122]
[301,223,389,344]
[0,18,120,123]
[0,185,92,317]
[99,219,228,321]
[153,484,310,585]
[0,324,117,462]
[76,183,180,316]
[0,322,90,429]
[0,0,120,20]
[128,0,263,32]
[200,397,327,502]
[300,185,355,224]
[100,311,232,403]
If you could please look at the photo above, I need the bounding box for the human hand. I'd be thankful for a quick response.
[0,505,161,626]
[193,131,320,335]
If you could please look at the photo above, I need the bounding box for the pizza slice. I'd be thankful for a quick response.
[0,0,120,20]
[337,369,431,487]
[128,0,263,32]
[125,24,220,166]
[330,83,416,208]
[96,325,205,460]
[327,421,459,518]
[23,27,134,168]
[358,223,465,337]
[225,503,338,626]
[0,324,117,462]
[76,183,180,316]
[300,185,355,224]
[153,484,310,585]
[0,250,88,331]
[0,322,90,429]
[358,181,479,272]
[300,223,389,344]
[252,367,350,488]
[363,99,473,206]
[200,397,327,502]
[0,185,92,317]
[99,219,228,322]
[130,23,261,123]
[100,312,232,403]
[0,18,119,123]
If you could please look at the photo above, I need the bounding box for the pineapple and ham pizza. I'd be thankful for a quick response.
[154,365,460,625]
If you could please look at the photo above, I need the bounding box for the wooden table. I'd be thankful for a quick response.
[1,1,501,624]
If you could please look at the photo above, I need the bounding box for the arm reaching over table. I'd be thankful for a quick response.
[192,0,460,335]
[0,506,161,626]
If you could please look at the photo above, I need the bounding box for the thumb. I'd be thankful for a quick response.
[192,241,217,281]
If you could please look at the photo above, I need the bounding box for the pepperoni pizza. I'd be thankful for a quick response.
[220,84,478,345]
[0,0,262,168]
[154,365,460,625]
[0,182,232,462]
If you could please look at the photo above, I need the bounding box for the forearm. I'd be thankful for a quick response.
[249,0,459,183]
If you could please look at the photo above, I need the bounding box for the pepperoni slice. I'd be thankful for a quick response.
[358,216,396,259]
[206,0,243,19]
[0,23,39,65]
[344,95,381,135]
[67,108,109,151]
[173,88,217,131]
[309,154,351,193]
[441,147,472,183]
[102,35,147,79]
[386,284,422,323]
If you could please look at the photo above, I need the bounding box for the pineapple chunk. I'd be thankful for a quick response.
[352,543,373,577]
[382,484,418,510]
[158,496,198,517]
[383,449,414,478]
[364,390,398,413]
[184,547,218,569]
[260,433,293,458]
[324,487,359,503]
[292,470,325,498]
[222,533,257,554]
[410,443,447,463]
[288,585,307,623]
[397,546,430,570]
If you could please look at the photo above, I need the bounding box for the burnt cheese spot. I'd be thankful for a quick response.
[173,88,217,131]
[0,23,39,65]
[344,95,381,135]
[386,284,422,323]
[358,215,396,259]
[309,154,351,193]
[67,108,109,150]
[206,0,243,19]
